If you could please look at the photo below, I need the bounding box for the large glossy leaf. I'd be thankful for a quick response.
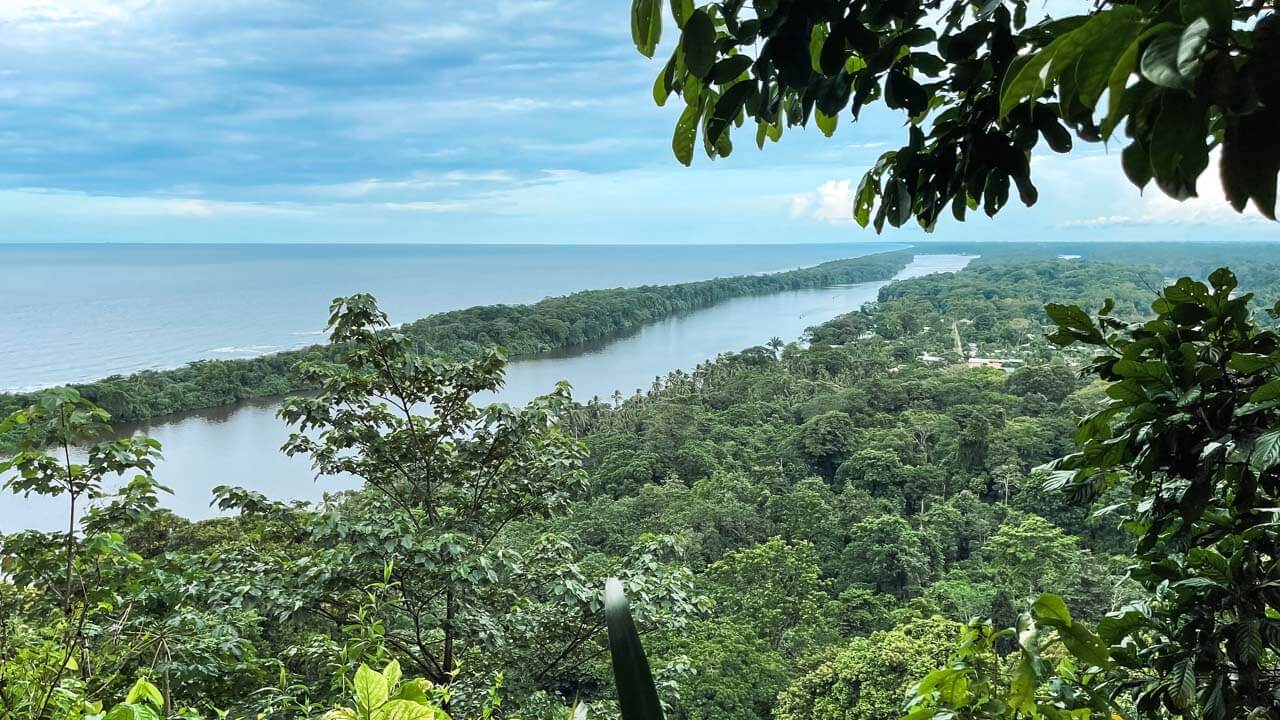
[124,678,163,708]
[672,102,701,166]
[1249,430,1280,472]
[605,578,664,720]
[1222,106,1280,219]
[380,700,442,720]
[1177,18,1211,79]
[681,9,716,78]
[1141,31,1189,89]
[706,81,755,145]
[355,664,390,715]
[1032,593,1072,626]
[631,0,662,58]
[999,7,1142,116]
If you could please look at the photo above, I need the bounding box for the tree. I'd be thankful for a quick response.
[259,294,700,704]
[835,447,905,497]
[629,0,1280,228]
[979,513,1113,619]
[1004,364,1078,404]
[667,621,790,720]
[765,478,844,564]
[904,597,1114,720]
[794,411,857,479]
[702,537,832,655]
[0,389,168,718]
[837,514,937,598]
[774,616,960,720]
[1042,268,1280,717]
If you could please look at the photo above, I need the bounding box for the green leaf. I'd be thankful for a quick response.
[809,24,827,73]
[1045,303,1095,333]
[1249,430,1280,472]
[1034,109,1072,152]
[653,65,672,106]
[854,175,877,227]
[1058,623,1112,669]
[815,108,838,137]
[382,660,403,690]
[124,678,163,708]
[1222,106,1280,219]
[1228,353,1275,374]
[1067,10,1146,108]
[885,69,928,115]
[105,705,143,720]
[1177,18,1211,80]
[1181,0,1232,32]
[1032,593,1072,626]
[681,9,716,78]
[669,0,694,27]
[631,0,663,58]
[380,700,442,720]
[1122,141,1153,190]
[355,663,390,715]
[1141,30,1190,89]
[672,101,701,166]
[1101,39,1141,139]
[1149,92,1209,199]
[710,55,753,85]
[1174,659,1197,710]
[999,7,1142,116]
[605,578,665,720]
[1008,657,1037,712]
[706,81,754,145]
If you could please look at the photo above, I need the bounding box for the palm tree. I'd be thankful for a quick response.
[767,336,784,357]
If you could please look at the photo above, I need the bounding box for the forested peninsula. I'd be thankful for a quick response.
[0,250,909,436]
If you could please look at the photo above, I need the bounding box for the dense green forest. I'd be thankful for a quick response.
[0,250,909,444]
[4,253,1280,718]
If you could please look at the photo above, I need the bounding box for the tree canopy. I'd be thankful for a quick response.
[629,0,1280,228]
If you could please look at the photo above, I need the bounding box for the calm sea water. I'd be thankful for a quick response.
[1,246,974,531]
[0,243,905,391]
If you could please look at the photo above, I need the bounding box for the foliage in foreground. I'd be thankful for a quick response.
[6,257,1280,718]
[630,0,1279,229]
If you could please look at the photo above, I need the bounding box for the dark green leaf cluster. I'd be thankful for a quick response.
[1044,267,1280,717]
[632,0,1280,228]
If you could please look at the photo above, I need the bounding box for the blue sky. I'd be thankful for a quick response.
[0,0,1274,244]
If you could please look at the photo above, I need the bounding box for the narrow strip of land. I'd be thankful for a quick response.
[0,250,912,435]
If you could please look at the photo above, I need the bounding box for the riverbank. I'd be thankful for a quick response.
[0,250,912,443]
[1,253,973,531]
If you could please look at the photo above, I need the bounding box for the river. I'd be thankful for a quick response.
[1,253,973,531]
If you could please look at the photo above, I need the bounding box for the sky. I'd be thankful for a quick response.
[0,0,1275,244]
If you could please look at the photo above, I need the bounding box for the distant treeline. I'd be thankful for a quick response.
[0,250,911,433]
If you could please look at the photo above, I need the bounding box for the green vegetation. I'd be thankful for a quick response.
[9,252,1279,718]
[629,0,1279,227]
[0,250,910,443]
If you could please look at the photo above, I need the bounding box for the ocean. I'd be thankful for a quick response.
[0,242,905,391]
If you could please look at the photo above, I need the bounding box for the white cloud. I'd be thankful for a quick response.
[2,188,306,218]
[407,24,475,43]
[0,0,153,27]
[518,137,660,154]
[1054,150,1270,228]
[380,200,469,213]
[788,194,811,219]
[788,179,857,225]
[442,170,514,183]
